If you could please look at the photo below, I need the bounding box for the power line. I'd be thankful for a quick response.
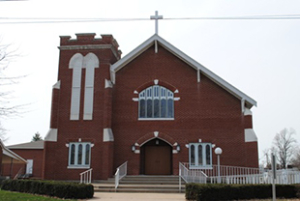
[1,15,300,24]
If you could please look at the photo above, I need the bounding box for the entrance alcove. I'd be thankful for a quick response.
[140,138,172,175]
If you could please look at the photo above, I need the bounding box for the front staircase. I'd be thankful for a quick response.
[93,175,185,193]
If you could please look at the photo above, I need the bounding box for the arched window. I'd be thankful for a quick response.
[68,142,91,168]
[189,143,212,169]
[139,86,174,119]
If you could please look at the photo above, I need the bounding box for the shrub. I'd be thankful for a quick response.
[0,179,94,199]
[186,183,300,201]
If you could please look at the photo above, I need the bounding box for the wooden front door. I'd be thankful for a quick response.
[143,139,172,175]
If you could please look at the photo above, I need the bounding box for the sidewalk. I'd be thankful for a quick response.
[87,192,185,201]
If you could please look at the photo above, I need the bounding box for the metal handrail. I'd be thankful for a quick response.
[179,162,207,184]
[181,162,261,177]
[114,161,128,190]
[80,168,93,184]
[179,162,300,185]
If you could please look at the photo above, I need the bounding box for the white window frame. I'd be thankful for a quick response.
[189,143,212,169]
[138,85,174,120]
[68,142,91,169]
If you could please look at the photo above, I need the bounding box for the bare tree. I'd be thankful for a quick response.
[272,128,297,169]
[262,148,271,169]
[0,38,23,141]
[291,147,300,170]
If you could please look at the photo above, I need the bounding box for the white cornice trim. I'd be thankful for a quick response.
[59,44,119,60]
[110,34,257,108]
[59,44,111,50]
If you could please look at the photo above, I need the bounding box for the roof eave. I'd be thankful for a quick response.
[1,140,27,163]
[110,34,257,108]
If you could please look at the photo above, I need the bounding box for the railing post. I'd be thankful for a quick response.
[79,168,93,184]
[89,170,92,183]
[179,168,182,193]
[114,161,128,191]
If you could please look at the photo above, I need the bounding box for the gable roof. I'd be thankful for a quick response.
[110,34,257,108]
[7,140,44,150]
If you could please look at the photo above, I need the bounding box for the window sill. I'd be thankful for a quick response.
[67,166,90,169]
[138,118,174,121]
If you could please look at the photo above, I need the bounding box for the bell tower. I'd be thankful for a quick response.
[43,33,121,180]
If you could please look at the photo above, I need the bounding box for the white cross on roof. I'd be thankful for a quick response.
[150,11,163,34]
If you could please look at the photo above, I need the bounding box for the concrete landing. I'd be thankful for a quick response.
[88,192,185,201]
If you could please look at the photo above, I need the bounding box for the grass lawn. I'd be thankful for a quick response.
[0,190,78,201]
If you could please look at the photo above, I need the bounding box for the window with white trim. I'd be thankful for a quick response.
[189,143,212,169]
[139,85,174,119]
[68,142,91,168]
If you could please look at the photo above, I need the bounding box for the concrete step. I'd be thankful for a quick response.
[122,175,182,180]
[121,176,182,185]
[93,184,185,193]
[93,175,185,193]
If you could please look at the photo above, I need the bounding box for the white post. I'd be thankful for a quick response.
[89,170,92,183]
[215,147,222,184]
[217,155,221,183]
[179,168,182,192]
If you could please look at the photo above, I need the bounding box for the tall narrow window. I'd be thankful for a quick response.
[83,53,99,120]
[78,144,83,165]
[198,145,203,166]
[68,142,91,168]
[69,53,99,121]
[139,91,146,118]
[189,143,212,169]
[138,85,174,119]
[190,145,195,166]
[70,144,75,165]
[69,53,83,120]
[85,144,90,165]
[206,144,211,165]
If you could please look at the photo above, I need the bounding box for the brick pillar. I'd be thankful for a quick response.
[101,81,114,179]
[244,108,259,168]
[50,86,60,129]
[172,153,179,175]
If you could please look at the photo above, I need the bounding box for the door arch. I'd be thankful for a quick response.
[140,138,172,175]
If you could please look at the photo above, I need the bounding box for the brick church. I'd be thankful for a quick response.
[3,30,258,181]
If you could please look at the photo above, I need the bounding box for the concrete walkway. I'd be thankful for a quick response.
[87,192,185,201]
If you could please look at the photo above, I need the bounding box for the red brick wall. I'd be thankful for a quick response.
[245,141,259,168]
[1,163,26,178]
[43,34,119,181]
[42,35,258,181]
[6,149,44,179]
[50,88,60,129]
[111,44,258,175]
[244,115,253,129]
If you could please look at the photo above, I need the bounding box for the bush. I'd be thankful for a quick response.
[0,179,94,199]
[185,183,300,201]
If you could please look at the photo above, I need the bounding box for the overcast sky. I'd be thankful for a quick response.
[1,0,300,165]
